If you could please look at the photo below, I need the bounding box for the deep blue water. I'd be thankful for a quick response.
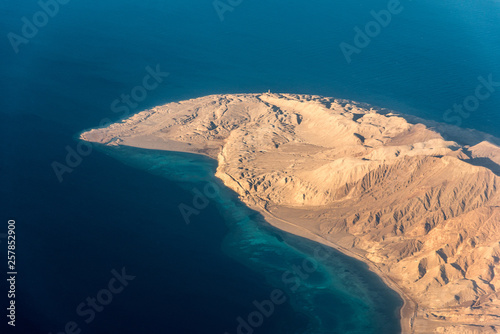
[1,0,499,333]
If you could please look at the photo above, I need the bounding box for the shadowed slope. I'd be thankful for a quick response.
[81,93,500,333]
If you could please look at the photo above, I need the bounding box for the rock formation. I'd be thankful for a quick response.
[81,93,500,333]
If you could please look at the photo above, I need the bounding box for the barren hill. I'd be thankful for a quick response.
[81,93,500,333]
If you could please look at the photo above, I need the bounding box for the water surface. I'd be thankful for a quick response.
[2,0,499,333]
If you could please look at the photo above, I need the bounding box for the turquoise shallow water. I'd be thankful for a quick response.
[1,0,499,333]
[102,146,403,333]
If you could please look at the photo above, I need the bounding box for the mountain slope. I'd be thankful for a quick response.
[81,93,500,333]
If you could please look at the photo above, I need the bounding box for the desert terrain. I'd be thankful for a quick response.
[81,93,500,333]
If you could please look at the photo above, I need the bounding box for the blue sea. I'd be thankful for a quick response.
[1,0,499,333]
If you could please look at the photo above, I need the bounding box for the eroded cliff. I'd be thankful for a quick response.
[81,93,500,333]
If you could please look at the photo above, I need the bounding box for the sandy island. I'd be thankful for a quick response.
[81,93,500,333]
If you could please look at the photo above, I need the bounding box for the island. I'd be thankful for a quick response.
[81,93,500,333]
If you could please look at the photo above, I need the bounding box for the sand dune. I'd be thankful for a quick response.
[81,93,500,333]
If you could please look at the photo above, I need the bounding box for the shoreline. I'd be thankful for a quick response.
[98,142,415,333]
[79,93,500,333]
[242,200,417,334]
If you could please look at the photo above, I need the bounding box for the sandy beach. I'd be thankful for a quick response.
[80,93,500,333]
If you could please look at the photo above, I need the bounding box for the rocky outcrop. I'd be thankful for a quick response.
[81,93,500,333]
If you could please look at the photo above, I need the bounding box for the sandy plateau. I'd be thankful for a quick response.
[81,93,500,333]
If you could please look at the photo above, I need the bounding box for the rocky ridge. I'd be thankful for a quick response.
[81,93,500,333]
